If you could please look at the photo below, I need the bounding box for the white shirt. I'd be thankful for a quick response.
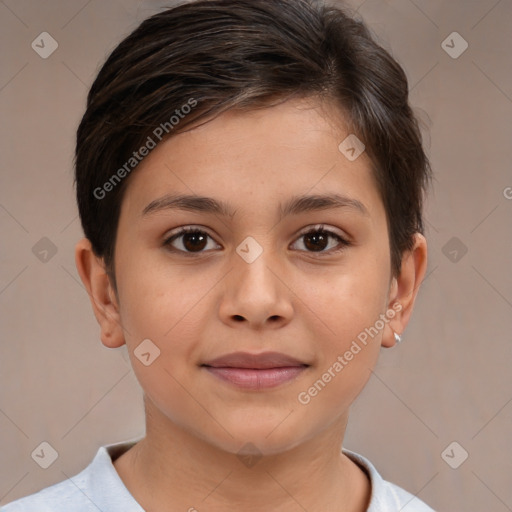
[1,438,435,511]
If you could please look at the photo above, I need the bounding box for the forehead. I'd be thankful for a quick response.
[119,97,383,221]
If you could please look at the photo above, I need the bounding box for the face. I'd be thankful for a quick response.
[99,97,403,455]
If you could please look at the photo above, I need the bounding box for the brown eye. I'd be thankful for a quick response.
[291,226,349,254]
[164,227,220,254]
[181,231,208,251]
[303,231,330,252]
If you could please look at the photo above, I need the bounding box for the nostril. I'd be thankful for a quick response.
[233,315,245,322]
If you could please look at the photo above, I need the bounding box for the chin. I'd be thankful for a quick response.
[199,416,314,458]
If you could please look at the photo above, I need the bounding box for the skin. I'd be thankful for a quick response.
[76,96,427,512]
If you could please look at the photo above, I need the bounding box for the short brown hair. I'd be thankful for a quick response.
[75,0,431,280]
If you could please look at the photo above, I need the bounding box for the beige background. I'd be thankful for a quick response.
[1,1,511,510]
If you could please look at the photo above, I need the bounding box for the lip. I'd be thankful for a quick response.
[203,351,307,369]
[201,351,309,390]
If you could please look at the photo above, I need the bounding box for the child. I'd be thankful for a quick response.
[2,0,435,510]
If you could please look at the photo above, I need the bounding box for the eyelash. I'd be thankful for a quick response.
[163,224,350,257]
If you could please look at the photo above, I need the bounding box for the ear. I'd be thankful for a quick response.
[382,233,428,348]
[75,238,125,349]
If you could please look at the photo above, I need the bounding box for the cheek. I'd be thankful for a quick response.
[300,260,389,344]
[115,256,222,392]
[291,254,389,406]
[293,279,385,420]
[116,262,215,429]
[116,250,207,339]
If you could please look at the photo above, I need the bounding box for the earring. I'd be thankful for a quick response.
[394,332,402,344]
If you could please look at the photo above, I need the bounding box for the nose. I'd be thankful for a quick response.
[218,248,294,330]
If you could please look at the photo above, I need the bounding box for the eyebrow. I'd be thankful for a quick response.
[141,192,368,219]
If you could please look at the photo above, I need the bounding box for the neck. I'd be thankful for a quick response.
[114,399,370,512]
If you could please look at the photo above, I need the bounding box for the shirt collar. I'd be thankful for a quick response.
[87,439,393,511]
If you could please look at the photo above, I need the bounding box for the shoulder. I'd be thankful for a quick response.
[0,466,99,512]
[1,439,143,512]
[343,449,436,512]
[378,480,436,511]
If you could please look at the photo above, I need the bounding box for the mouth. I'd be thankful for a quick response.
[201,351,310,390]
